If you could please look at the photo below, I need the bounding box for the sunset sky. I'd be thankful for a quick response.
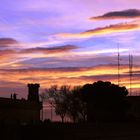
[1,0,140,98]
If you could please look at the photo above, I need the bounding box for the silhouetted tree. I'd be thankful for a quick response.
[44,85,87,123]
[82,81,129,122]
[67,86,87,122]
[45,85,70,122]
[55,85,71,123]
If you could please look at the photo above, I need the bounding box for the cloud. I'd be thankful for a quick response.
[0,44,79,68]
[0,64,138,87]
[0,49,24,68]
[1,64,140,94]
[90,9,140,20]
[57,23,140,39]
[0,38,19,48]
[0,64,131,82]
[0,50,16,61]
[0,48,132,69]
[21,45,78,54]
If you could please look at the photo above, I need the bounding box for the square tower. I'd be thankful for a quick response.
[27,83,40,102]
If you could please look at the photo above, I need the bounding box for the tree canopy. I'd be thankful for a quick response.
[42,81,129,123]
[82,81,128,101]
[82,81,129,122]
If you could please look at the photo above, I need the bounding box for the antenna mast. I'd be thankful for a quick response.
[129,54,133,96]
[118,44,120,86]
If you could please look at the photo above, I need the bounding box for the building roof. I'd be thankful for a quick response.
[0,97,42,110]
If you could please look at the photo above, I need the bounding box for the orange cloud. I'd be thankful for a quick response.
[1,65,140,91]
[57,23,140,39]
[0,50,17,63]
[1,64,140,97]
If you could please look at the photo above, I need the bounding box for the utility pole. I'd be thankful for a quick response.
[50,102,53,121]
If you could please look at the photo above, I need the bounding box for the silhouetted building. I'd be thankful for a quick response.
[87,96,140,122]
[28,83,40,102]
[0,83,42,124]
[127,96,140,120]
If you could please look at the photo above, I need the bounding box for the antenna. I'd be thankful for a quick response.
[117,44,120,86]
[129,54,133,96]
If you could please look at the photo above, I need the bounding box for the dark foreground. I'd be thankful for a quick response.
[1,122,140,140]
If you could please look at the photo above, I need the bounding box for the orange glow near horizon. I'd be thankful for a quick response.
[1,65,140,94]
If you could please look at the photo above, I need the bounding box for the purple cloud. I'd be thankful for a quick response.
[90,9,140,20]
[22,45,78,54]
[0,38,18,48]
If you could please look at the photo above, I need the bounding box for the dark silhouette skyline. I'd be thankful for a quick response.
[0,83,42,125]
[0,81,140,140]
